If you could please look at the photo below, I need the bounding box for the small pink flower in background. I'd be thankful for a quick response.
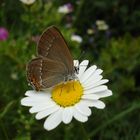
[65,3,73,12]
[0,27,9,41]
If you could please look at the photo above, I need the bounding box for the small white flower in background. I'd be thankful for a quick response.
[19,0,36,5]
[11,73,18,80]
[58,3,73,14]
[87,28,95,35]
[71,34,83,43]
[96,20,109,31]
[65,23,72,28]
[21,60,112,131]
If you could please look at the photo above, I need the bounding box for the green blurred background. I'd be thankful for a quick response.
[0,0,140,139]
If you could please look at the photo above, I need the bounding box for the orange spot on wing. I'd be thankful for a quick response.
[30,74,41,91]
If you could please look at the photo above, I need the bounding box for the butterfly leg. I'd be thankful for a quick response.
[72,80,76,91]
[59,83,64,96]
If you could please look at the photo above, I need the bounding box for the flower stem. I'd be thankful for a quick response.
[0,101,15,120]
[0,120,9,140]
[79,123,90,140]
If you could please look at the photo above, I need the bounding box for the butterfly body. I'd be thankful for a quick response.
[27,26,76,91]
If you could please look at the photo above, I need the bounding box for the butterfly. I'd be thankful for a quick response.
[27,26,78,91]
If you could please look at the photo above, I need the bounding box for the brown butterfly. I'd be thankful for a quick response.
[27,26,77,91]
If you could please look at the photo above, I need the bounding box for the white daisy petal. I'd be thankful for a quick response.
[84,85,108,94]
[75,102,91,116]
[23,96,49,102]
[25,90,36,96]
[92,69,103,77]
[62,107,73,124]
[78,60,89,77]
[84,100,105,109]
[25,90,51,98]
[74,60,79,67]
[80,99,94,107]
[81,99,105,109]
[84,79,109,90]
[80,65,97,82]
[83,75,103,88]
[92,100,105,109]
[97,90,112,98]
[82,69,103,86]
[82,94,99,100]
[73,108,88,122]
[29,101,56,113]
[21,96,50,107]
[44,108,63,131]
[21,97,40,106]
[35,105,60,120]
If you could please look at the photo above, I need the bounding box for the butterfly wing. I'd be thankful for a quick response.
[37,26,74,75]
[27,57,67,90]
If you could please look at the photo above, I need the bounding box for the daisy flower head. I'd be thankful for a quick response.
[21,60,112,131]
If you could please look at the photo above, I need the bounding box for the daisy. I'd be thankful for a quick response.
[21,60,112,131]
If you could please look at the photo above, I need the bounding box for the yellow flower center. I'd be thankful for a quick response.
[52,81,83,107]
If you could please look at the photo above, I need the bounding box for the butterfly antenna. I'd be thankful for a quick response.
[74,50,86,73]
[79,50,86,61]
[72,82,75,91]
